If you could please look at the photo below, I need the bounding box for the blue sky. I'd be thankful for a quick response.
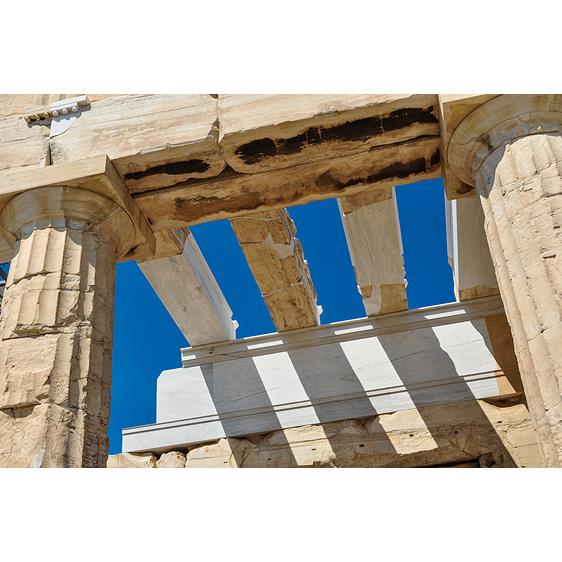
[109,176,456,454]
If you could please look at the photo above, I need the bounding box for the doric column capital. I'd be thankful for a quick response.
[0,186,135,259]
[447,94,562,187]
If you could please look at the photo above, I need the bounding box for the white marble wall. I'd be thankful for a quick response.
[122,296,509,454]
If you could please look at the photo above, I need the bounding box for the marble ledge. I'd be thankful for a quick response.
[179,295,505,367]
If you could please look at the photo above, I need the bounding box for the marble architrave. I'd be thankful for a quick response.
[110,398,541,468]
[121,296,521,455]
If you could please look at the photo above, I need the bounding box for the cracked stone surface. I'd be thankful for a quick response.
[230,209,320,331]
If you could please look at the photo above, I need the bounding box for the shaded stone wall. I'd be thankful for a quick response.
[108,397,541,468]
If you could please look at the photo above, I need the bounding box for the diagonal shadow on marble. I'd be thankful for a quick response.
[377,321,515,466]
[120,295,522,466]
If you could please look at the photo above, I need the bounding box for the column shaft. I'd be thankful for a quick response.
[475,133,562,466]
[0,187,134,467]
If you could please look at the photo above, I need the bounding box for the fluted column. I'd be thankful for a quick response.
[448,94,562,467]
[0,186,134,467]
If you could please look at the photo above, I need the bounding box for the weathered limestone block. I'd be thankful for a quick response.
[339,186,407,315]
[231,209,320,331]
[134,135,441,232]
[0,114,50,177]
[0,95,128,179]
[106,450,187,468]
[184,398,541,468]
[447,94,562,467]
[156,451,186,468]
[107,452,157,468]
[0,186,135,468]
[49,95,224,193]
[218,94,440,174]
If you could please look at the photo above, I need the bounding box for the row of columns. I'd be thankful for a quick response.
[1,95,561,467]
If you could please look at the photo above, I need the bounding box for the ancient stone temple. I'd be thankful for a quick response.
[0,94,559,468]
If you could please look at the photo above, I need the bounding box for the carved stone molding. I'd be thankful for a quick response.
[447,94,562,187]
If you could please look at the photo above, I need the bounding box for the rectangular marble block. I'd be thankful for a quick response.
[122,296,512,454]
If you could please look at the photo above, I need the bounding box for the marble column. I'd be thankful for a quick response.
[0,186,134,467]
[448,94,562,467]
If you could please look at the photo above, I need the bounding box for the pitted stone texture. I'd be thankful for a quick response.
[107,452,157,468]
[231,209,320,331]
[0,187,134,468]
[107,451,186,468]
[156,451,186,468]
[0,404,89,468]
[181,398,540,468]
[107,451,185,468]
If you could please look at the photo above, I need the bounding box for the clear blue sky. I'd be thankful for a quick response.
[109,177,456,454]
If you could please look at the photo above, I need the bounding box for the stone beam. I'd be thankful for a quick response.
[31,95,441,192]
[1,95,443,230]
[446,93,562,467]
[445,196,499,301]
[138,227,237,346]
[230,209,321,331]
[121,296,522,455]
[217,94,440,174]
[110,397,542,468]
[48,95,224,193]
[338,186,407,316]
[135,135,441,231]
